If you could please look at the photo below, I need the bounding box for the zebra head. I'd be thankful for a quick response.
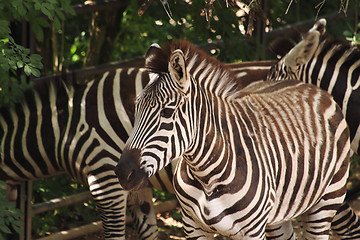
[115,44,195,191]
[266,18,326,81]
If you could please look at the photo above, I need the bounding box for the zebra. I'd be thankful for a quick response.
[266,18,360,156]
[263,18,360,239]
[2,26,357,238]
[0,57,275,239]
[114,40,351,239]
[0,67,167,239]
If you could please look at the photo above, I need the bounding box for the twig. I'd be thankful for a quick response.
[285,0,294,15]
[160,0,173,20]
[315,0,326,19]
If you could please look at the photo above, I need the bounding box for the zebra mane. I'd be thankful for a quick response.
[269,29,357,59]
[269,30,302,58]
[32,75,80,103]
[33,75,75,94]
[0,73,78,112]
[145,40,241,97]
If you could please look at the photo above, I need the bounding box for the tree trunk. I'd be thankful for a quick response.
[83,4,128,67]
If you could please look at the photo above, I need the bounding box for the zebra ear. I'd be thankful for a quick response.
[309,18,326,36]
[284,30,320,68]
[145,43,161,67]
[283,19,325,68]
[169,49,188,87]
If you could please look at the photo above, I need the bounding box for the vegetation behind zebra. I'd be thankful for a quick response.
[1,0,359,238]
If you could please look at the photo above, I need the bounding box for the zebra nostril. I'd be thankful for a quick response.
[127,169,136,182]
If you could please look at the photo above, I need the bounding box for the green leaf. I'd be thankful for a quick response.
[30,54,43,69]
[12,224,22,235]
[24,64,31,76]
[12,219,23,228]
[0,224,11,234]
[31,23,44,41]
[41,6,54,20]
[17,3,27,17]
[70,45,77,54]
[54,16,61,30]
[30,54,42,62]
[43,3,56,11]
[55,8,65,21]
[22,56,30,63]
[36,17,50,28]
[343,30,352,37]
[0,20,10,38]
[34,1,42,10]
[30,67,41,77]
[8,60,17,70]
[3,48,14,56]
[61,0,76,16]
[23,48,30,55]
[16,61,24,68]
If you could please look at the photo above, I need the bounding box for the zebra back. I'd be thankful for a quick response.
[266,18,360,156]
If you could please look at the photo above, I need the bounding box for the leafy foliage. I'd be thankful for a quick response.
[0,0,359,238]
[31,175,98,238]
[343,22,360,46]
[153,189,176,202]
[0,0,75,107]
[112,0,257,63]
[0,181,23,240]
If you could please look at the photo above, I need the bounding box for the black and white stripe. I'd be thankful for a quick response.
[0,59,276,239]
[0,68,159,240]
[115,41,351,239]
[266,18,360,156]
[266,19,360,238]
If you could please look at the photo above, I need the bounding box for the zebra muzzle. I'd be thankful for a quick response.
[114,148,149,191]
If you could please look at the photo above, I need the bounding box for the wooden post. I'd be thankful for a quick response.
[19,181,33,240]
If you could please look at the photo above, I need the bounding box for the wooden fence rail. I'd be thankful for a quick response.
[18,176,179,240]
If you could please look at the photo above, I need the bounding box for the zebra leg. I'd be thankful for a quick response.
[301,150,349,240]
[87,169,128,239]
[301,189,347,239]
[266,221,296,240]
[301,206,336,240]
[331,201,360,239]
[127,188,158,240]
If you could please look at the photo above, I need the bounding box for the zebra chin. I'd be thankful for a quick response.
[114,148,150,191]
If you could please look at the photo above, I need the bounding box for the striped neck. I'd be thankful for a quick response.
[184,78,237,193]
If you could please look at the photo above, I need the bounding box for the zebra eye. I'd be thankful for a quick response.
[160,108,175,118]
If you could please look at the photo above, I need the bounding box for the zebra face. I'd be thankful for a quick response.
[115,49,193,191]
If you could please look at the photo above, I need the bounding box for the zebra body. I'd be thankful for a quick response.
[115,41,350,239]
[175,79,349,239]
[266,18,360,156]
[265,18,360,239]
[0,68,157,239]
[0,58,275,239]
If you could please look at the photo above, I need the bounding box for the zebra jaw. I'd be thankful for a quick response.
[114,148,150,191]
